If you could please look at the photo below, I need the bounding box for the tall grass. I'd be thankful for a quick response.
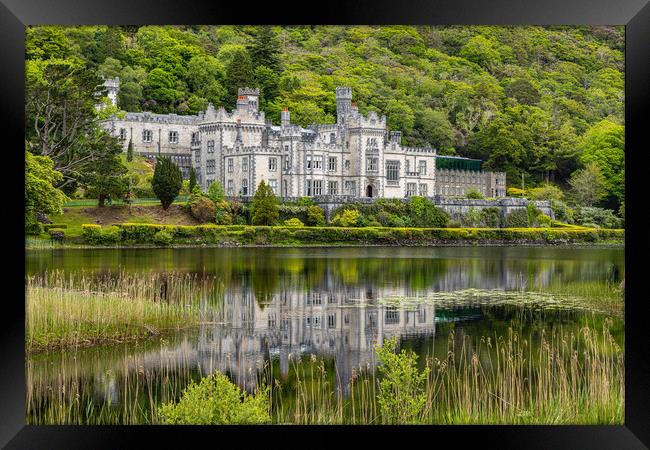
[26,270,217,352]
[268,321,623,425]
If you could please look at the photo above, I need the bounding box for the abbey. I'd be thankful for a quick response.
[102,83,506,199]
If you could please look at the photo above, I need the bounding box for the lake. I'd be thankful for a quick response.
[25,246,625,424]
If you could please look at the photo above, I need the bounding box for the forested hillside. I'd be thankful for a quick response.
[25,25,625,212]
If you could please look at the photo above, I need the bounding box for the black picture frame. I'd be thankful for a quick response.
[3,1,646,448]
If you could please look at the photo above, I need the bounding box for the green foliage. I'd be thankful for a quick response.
[207,180,226,204]
[408,196,449,228]
[251,181,279,226]
[214,200,233,225]
[25,151,68,232]
[537,213,552,227]
[189,195,217,223]
[466,188,484,199]
[505,208,530,228]
[153,229,173,246]
[47,228,66,241]
[573,206,622,229]
[126,139,134,162]
[158,372,270,424]
[284,218,305,227]
[569,161,608,207]
[152,156,182,210]
[330,209,361,227]
[188,167,197,193]
[375,337,429,424]
[306,205,325,226]
[528,184,564,202]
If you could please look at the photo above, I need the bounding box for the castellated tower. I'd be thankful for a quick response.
[236,87,260,112]
[336,87,353,125]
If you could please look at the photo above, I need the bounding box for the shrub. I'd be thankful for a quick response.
[48,228,66,241]
[81,224,102,242]
[284,218,305,227]
[537,213,551,227]
[153,229,173,246]
[189,196,217,223]
[375,337,429,424]
[330,209,361,227]
[506,187,526,198]
[573,207,622,229]
[447,220,461,228]
[25,221,44,235]
[466,189,484,199]
[214,200,233,225]
[295,197,315,206]
[529,184,564,202]
[43,223,68,230]
[207,181,226,203]
[408,196,449,228]
[461,207,482,227]
[251,181,279,226]
[505,208,530,228]
[480,207,502,228]
[552,200,574,224]
[158,372,270,425]
[306,205,325,226]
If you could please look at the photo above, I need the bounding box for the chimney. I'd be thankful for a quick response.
[281,107,290,127]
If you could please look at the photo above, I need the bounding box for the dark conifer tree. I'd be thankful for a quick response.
[152,156,182,210]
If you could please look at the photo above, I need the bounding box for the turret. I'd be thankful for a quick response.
[336,86,353,125]
[236,87,260,112]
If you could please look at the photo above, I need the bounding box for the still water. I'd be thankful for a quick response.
[26,246,624,424]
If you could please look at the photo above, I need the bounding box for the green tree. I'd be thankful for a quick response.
[152,156,182,210]
[569,161,608,207]
[408,196,449,228]
[25,151,69,231]
[250,180,279,226]
[188,167,197,193]
[505,79,540,105]
[224,48,254,106]
[247,26,281,72]
[126,139,134,162]
[579,120,625,208]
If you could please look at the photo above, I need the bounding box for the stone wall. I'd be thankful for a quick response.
[228,195,554,223]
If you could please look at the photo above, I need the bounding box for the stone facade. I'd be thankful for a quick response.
[101,83,506,199]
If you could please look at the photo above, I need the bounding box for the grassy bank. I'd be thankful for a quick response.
[26,271,211,352]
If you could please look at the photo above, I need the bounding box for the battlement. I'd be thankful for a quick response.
[335,86,352,99]
[103,77,120,89]
[119,111,200,125]
[238,87,260,96]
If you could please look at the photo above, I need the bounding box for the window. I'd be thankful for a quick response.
[269,179,278,194]
[306,155,322,170]
[191,132,199,145]
[344,160,350,170]
[419,160,427,175]
[306,180,323,196]
[405,160,410,173]
[330,133,336,144]
[366,157,378,172]
[419,183,428,196]
[227,158,233,173]
[328,181,338,195]
[406,183,417,197]
[169,131,179,144]
[242,157,248,172]
[269,157,277,171]
[242,179,249,196]
[284,157,291,170]
[386,161,399,182]
[344,180,356,196]
[142,129,153,143]
[227,180,234,196]
[284,144,289,152]
[328,314,336,329]
[328,157,337,172]
[282,179,288,197]
[194,149,201,164]
[207,140,215,153]
[119,128,127,141]
[206,159,216,174]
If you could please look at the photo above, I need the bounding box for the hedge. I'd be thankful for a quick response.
[79,223,624,246]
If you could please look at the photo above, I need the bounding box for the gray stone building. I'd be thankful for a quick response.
[101,83,506,198]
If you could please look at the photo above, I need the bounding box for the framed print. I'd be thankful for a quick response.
[3,0,647,447]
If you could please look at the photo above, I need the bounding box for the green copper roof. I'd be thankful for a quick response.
[436,156,483,172]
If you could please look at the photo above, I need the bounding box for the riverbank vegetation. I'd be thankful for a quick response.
[26,271,212,352]
[28,323,623,425]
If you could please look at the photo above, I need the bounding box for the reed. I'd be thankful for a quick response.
[270,321,623,425]
[26,270,217,352]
